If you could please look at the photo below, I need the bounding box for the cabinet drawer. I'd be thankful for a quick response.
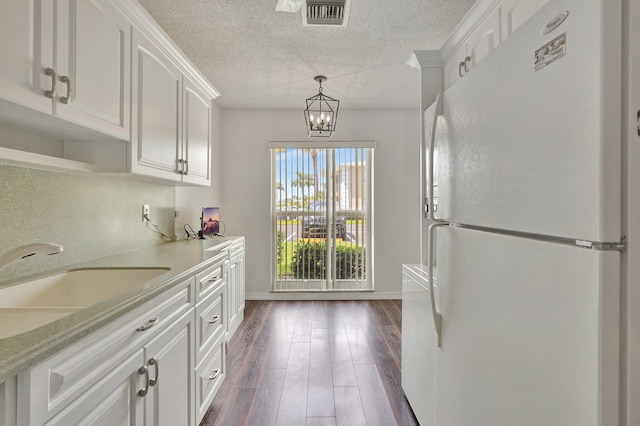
[195,254,226,300]
[229,239,245,259]
[196,334,225,422]
[20,277,195,426]
[195,281,226,365]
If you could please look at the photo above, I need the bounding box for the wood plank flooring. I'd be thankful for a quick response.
[200,300,418,426]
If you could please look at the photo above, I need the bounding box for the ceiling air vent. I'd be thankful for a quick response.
[304,0,350,27]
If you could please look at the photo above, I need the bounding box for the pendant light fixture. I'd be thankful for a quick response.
[304,75,339,137]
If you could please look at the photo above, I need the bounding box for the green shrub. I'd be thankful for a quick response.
[335,244,365,279]
[290,241,365,279]
[276,231,286,263]
[291,241,327,279]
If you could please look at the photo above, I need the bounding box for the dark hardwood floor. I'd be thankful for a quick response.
[200,300,419,426]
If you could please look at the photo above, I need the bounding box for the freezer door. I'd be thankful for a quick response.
[433,226,619,426]
[435,0,622,242]
[401,265,436,426]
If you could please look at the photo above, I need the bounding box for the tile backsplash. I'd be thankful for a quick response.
[0,164,175,282]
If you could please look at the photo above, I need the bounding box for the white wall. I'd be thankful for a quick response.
[220,109,421,299]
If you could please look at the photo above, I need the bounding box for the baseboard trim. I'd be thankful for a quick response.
[245,291,401,300]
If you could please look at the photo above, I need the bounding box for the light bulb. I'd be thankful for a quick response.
[320,112,325,120]
[326,115,331,122]
[309,113,314,121]
[317,117,320,124]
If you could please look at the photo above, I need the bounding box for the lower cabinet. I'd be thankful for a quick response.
[7,240,246,425]
[226,238,246,341]
[143,310,195,426]
[44,350,146,425]
[44,310,195,426]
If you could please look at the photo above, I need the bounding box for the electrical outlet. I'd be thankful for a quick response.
[142,204,150,222]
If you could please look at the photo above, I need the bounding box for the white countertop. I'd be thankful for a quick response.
[0,236,243,382]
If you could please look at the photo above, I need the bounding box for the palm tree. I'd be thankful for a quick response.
[309,149,319,202]
[291,171,314,190]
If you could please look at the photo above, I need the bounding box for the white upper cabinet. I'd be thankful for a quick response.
[0,0,130,139]
[0,0,217,186]
[130,28,212,186]
[131,28,182,182]
[443,6,501,89]
[501,0,551,40]
[0,1,51,114]
[465,7,501,70]
[54,0,131,139]
[442,0,551,89]
[182,78,212,185]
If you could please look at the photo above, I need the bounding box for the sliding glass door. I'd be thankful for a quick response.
[270,141,374,292]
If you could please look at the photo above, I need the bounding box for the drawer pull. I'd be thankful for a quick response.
[208,315,220,324]
[138,365,149,397]
[207,275,220,283]
[209,368,221,380]
[136,317,159,332]
[148,357,159,386]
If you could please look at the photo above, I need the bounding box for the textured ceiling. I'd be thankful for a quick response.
[137,0,477,110]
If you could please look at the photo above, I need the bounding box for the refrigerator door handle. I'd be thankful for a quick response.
[426,93,443,222]
[428,221,448,347]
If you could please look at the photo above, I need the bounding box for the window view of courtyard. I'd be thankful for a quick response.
[271,146,372,291]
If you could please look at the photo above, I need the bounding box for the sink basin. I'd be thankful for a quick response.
[0,267,170,339]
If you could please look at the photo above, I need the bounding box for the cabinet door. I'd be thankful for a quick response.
[226,253,246,341]
[46,350,145,426]
[144,310,195,426]
[226,260,238,340]
[131,29,182,182]
[0,0,52,114]
[466,7,501,70]
[443,43,468,90]
[182,77,211,185]
[501,0,551,41]
[54,0,130,139]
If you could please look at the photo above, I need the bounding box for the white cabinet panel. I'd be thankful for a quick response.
[465,7,501,69]
[46,350,145,426]
[226,240,245,341]
[182,78,211,185]
[501,0,551,40]
[195,334,225,422]
[130,29,212,185]
[443,7,501,89]
[131,29,182,181]
[0,0,51,114]
[0,0,130,139]
[54,0,130,139]
[144,310,195,426]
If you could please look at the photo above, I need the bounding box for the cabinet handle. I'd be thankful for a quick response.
[177,159,185,174]
[464,56,471,73]
[59,75,71,104]
[209,368,221,380]
[208,315,220,324]
[137,365,149,397]
[148,357,159,386]
[184,160,189,175]
[458,61,465,77]
[136,317,159,332]
[44,67,56,98]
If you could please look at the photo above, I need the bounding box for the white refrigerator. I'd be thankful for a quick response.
[402,0,636,425]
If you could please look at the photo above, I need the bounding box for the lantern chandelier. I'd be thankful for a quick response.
[304,75,339,137]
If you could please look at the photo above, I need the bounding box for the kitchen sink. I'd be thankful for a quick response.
[0,267,170,339]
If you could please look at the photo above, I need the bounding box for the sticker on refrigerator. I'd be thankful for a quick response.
[534,32,567,72]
